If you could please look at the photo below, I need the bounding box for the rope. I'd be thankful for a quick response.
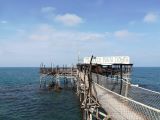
[92,73,160,120]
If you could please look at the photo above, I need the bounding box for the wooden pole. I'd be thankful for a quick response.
[120,64,123,95]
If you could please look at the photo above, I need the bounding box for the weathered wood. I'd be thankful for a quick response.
[39,62,133,120]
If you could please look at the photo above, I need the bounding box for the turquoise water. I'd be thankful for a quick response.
[0,67,160,120]
[0,68,81,120]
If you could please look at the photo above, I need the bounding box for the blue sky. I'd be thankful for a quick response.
[0,0,160,67]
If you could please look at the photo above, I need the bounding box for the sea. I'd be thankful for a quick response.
[132,67,160,92]
[0,67,160,120]
[0,68,81,120]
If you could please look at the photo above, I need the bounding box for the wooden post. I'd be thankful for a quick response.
[120,64,123,95]
[40,75,42,88]
[124,78,129,97]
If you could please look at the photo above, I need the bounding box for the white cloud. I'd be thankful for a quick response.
[28,25,143,43]
[114,30,132,39]
[55,13,83,26]
[0,24,111,66]
[0,23,154,66]
[41,6,55,13]
[29,24,55,41]
[29,24,106,42]
[1,20,7,24]
[143,12,158,23]
[113,29,144,41]
[29,34,50,41]
[79,33,106,41]
[41,6,84,27]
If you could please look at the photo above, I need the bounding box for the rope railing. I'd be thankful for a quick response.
[127,83,160,110]
[91,73,160,120]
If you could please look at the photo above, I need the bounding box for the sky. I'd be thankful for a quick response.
[0,0,160,67]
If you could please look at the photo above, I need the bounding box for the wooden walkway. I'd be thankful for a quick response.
[79,71,146,120]
[92,83,145,120]
[40,64,160,120]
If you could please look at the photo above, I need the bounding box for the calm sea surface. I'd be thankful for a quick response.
[0,68,81,120]
[132,67,160,92]
[0,67,160,120]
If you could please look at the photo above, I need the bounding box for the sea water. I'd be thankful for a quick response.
[132,67,160,92]
[0,68,81,120]
[0,67,160,120]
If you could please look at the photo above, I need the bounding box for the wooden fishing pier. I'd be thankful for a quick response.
[40,56,160,120]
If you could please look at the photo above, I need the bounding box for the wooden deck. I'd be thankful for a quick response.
[92,83,146,120]
[40,67,77,76]
[79,71,146,120]
[40,64,160,120]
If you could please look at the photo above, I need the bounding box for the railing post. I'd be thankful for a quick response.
[120,64,123,95]
[124,79,129,97]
